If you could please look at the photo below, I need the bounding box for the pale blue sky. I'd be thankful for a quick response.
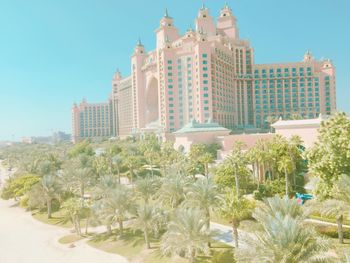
[0,0,349,141]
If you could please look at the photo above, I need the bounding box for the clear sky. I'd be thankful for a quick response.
[0,0,349,141]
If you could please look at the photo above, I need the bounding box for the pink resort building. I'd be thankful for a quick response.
[72,3,336,144]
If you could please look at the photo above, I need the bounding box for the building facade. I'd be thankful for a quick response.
[72,99,114,143]
[72,3,336,140]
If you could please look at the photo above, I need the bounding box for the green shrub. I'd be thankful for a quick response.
[20,196,29,208]
[1,174,40,200]
[253,179,293,200]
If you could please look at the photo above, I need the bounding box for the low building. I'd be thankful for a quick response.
[271,115,325,148]
[217,133,274,159]
[173,119,230,153]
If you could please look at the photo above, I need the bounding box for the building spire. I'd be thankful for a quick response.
[222,2,232,11]
[164,8,171,18]
[137,37,143,46]
[201,1,206,10]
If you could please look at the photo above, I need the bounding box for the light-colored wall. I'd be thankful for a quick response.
[274,126,319,149]
[174,130,230,153]
[217,133,274,159]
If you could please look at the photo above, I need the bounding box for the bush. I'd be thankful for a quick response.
[20,196,29,208]
[253,179,293,200]
[1,174,40,200]
[28,183,46,210]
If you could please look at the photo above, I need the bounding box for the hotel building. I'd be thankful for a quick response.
[72,3,336,141]
[72,98,114,143]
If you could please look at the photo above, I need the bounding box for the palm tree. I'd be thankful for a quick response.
[319,174,350,244]
[158,171,190,209]
[287,135,303,187]
[219,189,254,248]
[226,141,248,199]
[199,153,215,177]
[133,203,157,249]
[41,174,61,218]
[161,208,213,263]
[63,154,95,204]
[124,155,142,185]
[185,177,220,238]
[100,184,133,236]
[246,147,260,186]
[237,196,333,262]
[104,145,122,176]
[61,197,84,236]
[254,195,305,221]
[93,174,118,199]
[319,199,350,244]
[112,154,123,183]
[236,213,334,263]
[254,139,269,183]
[135,176,161,204]
[277,155,293,197]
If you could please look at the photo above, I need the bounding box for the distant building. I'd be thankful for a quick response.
[21,137,33,144]
[52,131,71,143]
[72,3,336,141]
[112,73,133,137]
[72,98,114,143]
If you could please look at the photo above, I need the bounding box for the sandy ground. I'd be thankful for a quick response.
[0,161,128,263]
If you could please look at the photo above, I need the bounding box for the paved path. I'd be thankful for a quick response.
[0,199,130,263]
[305,218,350,229]
[210,222,254,247]
[0,160,129,263]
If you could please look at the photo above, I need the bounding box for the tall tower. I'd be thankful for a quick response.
[217,3,239,39]
[131,39,147,129]
[195,4,216,37]
[155,9,180,49]
[111,69,122,136]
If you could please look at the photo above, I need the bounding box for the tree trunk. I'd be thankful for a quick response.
[144,228,150,249]
[232,221,239,248]
[118,218,123,236]
[106,224,112,235]
[234,167,240,199]
[77,215,82,236]
[109,158,113,176]
[205,208,211,248]
[117,166,121,184]
[81,183,85,206]
[262,162,266,182]
[47,198,52,219]
[255,162,260,188]
[285,168,289,198]
[336,215,344,244]
[74,215,82,236]
[190,248,196,263]
[85,217,89,235]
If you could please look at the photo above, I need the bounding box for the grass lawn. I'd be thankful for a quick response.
[87,228,234,263]
[309,214,350,226]
[58,234,84,244]
[87,229,146,261]
[31,208,87,229]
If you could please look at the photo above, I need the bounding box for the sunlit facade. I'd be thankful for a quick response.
[72,3,336,141]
